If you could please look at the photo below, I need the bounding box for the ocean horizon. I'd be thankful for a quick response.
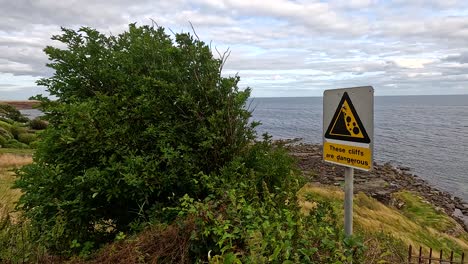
[249,94,468,202]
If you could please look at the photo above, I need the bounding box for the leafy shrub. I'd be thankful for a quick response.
[0,127,12,140]
[29,140,40,149]
[0,104,28,123]
[0,117,14,125]
[10,125,27,140]
[0,217,47,263]
[29,118,48,130]
[18,133,37,145]
[15,24,256,254]
[169,139,365,263]
[0,120,13,132]
[0,135,7,147]
[4,139,29,149]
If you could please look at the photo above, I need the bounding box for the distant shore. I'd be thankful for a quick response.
[281,140,468,231]
[0,100,40,110]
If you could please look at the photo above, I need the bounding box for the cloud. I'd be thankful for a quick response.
[1,0,468,99]
[392,58,434,69]
[443,52,468,64]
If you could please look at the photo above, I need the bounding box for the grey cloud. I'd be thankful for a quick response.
[443,52,468,64]
[1,0,468,97]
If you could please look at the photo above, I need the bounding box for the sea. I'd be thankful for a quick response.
[19,95,468,202]
[249,95,468,202]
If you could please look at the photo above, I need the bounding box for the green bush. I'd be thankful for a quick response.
[0,127,12,140]
[15,24,256,254]
[0,104,28,123]
[0,217,46,263]
[169,138,365,263]
[4,139,29,149]
[0,117,14,124]
[17,133,37,145]
[29,118,48,130]
[0,135,7,147]
[10,125,27,140]
[29,140,40,149]
[0,120,13,132]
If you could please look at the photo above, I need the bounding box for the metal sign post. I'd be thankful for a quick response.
[344,167,354,236]
[323,86,374,238]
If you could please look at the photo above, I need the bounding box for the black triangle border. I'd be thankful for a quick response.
[324,92,371,143]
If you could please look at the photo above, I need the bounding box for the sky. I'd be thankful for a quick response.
[1,0,468,99]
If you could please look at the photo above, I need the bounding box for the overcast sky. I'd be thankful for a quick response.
[1,0,468,99]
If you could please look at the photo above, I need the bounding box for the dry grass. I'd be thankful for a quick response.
[0,170,22,209]
[0,153,32,168]
[0,100,40,110]
[0,153,32,222]
[70,220,195,264]
[298,183,468,262]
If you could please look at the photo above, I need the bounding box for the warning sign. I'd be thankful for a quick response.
[323,86,374,171]
[323,142,372,170]
[325,92,370,143]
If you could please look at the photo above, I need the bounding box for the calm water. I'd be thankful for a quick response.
[250,95,468,202]
[19,109,43,119]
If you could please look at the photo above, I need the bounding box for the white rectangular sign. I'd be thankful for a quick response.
[323,86,374,171]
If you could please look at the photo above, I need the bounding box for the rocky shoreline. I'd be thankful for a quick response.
[283,141,468,232]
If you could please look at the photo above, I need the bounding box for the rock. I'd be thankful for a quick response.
[446,203,455,211]
[399,166,411,171]
[371,190,392,205]
[396,201,405,209]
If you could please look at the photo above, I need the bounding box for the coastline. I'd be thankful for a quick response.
[282,140,468,231]
[0,100,40,110]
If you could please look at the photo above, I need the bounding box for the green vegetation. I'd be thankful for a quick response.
[0,23,465,263]
[16,23,258,256]
[299,184,468,262]
[29,118,48,130]
[0,154,44,263]
[0,104,28,123]
[0,148,35,155]
[11,24,366,262]
[0,103,45,151]
[393,191,458,232]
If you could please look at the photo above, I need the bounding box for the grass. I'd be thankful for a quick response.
[0,153,32,168]
[0,148,34,155]
[0,170,22,212]
[298,183,468,262]
[0,153,32,222]
[0,153,49,263]
[393,190,459,232]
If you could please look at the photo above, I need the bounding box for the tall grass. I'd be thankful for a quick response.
[0,153,32,221]
[0,153,32,168]
[298,183,468,263]
[0,153,45,262]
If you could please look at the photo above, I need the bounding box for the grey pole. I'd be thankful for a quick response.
[344,167,354,237]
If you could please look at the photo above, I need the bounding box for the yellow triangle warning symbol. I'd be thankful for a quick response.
[325,92,370,143]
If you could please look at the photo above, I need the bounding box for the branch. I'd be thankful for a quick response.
[149,18,159,28]
[188,21,200,41]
